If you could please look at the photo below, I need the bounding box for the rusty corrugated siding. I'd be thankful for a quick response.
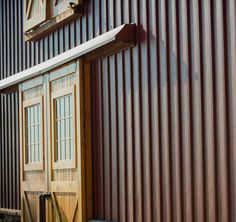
[0,0,236,221]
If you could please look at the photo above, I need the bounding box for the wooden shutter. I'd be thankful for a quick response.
[24,0,47,32]
[50,0,82,17]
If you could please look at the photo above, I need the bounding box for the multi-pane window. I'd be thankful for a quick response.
[25,104,42,163]
[55,94,74,161]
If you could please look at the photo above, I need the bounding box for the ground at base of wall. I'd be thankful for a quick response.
[0,214,20,222]
[0,215,115,222]
[90,220,116,222]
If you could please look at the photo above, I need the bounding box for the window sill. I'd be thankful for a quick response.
[53,160,76,170]
[24,162,44,171]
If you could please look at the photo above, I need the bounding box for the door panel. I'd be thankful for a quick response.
[20,84,47,222]
[26,192,41,220]
[52,192,78,221]
[20,60,92,222]
[49,71,80,221]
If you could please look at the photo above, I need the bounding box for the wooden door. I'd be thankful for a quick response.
[20,76,48,222]
[20,60,92,222]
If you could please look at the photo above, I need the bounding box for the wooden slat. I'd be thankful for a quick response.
[22,181,47,192]
[51,181,79,193]
[23,192,33,222]
[71,199,78,222]
[83,62,93,220]
[51,192,62,222]
[26,0,33,20]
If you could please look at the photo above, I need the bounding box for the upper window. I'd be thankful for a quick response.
[24,0,83,41]
[24,0,47,32]
[23,96,44,171]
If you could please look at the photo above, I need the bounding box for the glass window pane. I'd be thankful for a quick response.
[55,94,74,161]
[28,145,31,163]
[70,95,73,160]
[32,144,35,162]
[35,144,38,162]
[25,103,42,164]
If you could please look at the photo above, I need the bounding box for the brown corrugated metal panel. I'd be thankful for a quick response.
[0,0,236,221]
[0,0,21,210]
[90,0,236,221]
[0,92,20,210]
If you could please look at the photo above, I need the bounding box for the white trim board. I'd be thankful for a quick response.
[0,23,136,91]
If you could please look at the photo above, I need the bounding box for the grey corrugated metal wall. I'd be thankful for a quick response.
[0,0,236,221]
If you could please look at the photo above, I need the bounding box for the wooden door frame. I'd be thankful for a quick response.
[75,59,93,221]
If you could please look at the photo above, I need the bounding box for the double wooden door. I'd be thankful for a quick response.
[19,60,92,222]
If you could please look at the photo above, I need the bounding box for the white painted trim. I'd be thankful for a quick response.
[0,24,135,91]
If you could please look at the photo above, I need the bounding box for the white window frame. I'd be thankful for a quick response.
[51,85,77,169]
[23,96,44,171]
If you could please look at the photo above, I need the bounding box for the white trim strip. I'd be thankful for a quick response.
[0,23,136,91]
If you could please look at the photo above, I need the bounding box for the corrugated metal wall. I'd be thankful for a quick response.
[0,0,21,210]
[90,0,236,221]
[0,92,20,210]
[0,0,236,221]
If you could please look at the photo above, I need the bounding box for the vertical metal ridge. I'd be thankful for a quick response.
[225,1,236,221]
[0,95,2,207]
[189,1,205,221]
[140,0,152,221]
[222,2,234,222]
[0,0,2,80]
[131,1,143,222]
[100,58,105,218]
[212,1,229,221]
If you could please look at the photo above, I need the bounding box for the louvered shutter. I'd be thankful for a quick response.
[24,0,47,32]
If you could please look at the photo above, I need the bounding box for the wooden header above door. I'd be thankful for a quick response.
[0,24,136,93]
